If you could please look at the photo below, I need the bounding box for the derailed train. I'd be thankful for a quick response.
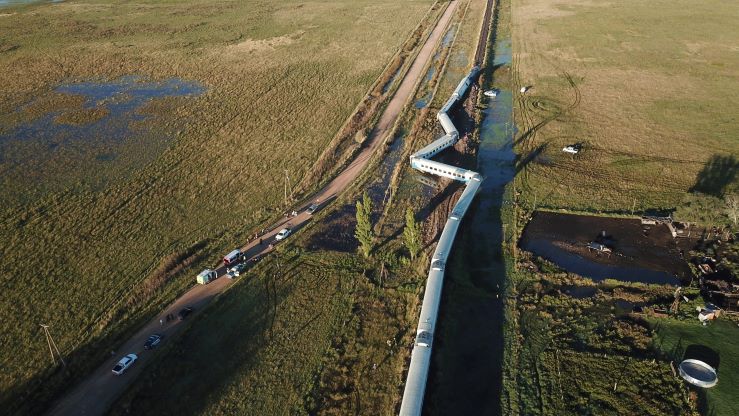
[400,66,482,416]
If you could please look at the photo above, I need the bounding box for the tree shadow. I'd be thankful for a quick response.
[690,154,738,197]
[305,203,357,253]
[515,143,547,173]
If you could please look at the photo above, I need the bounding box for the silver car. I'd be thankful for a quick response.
[112,353,138,375]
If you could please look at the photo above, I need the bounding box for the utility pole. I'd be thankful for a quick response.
[40,324,65,367]
[284,169,292,206]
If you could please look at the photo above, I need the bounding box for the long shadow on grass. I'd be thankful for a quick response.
[110,269,295,416]
[305,204,357,253]
[690,154,738,197]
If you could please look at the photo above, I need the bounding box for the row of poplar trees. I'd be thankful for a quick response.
[355,192,421,259]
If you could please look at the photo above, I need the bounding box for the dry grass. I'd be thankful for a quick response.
[511,0,739,212]
[0,0,436,411]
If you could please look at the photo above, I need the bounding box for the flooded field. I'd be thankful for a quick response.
[520,211,694,285]
[424,35,514,416]
[0,76,203,205]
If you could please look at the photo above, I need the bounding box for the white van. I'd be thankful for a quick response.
[223,249,241,266]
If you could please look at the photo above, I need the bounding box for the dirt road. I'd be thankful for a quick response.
[47,2,459,415]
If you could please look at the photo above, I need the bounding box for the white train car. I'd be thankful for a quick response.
[400,66,482,416]
[437,113,458,138]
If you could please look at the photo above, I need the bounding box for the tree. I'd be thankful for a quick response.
[673,193,727,227]
[403,207,421,260]
[726,193,739,226]
[355,192,374,257]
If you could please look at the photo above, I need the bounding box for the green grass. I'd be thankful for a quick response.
[503,260,694,415]
[653,319,739,416]
[111,249,360,415]
[107,2,492,411]
[511,0,739,213]
[110,202,428,415]
[0,0,437,412]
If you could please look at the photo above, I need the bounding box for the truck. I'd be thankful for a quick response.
[196,269,217,285]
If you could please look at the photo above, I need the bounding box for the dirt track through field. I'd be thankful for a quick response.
[46,2,460,415]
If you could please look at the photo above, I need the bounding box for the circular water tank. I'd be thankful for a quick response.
[679,359,718,388]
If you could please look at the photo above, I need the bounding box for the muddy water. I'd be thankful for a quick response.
[522,239,680,285]
[424,39,514,416]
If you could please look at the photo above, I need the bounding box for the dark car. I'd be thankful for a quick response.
[178,307,194,321]
[307,203,320,214]
[144,334,162,350]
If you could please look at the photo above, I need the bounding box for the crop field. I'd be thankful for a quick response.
[0,0,437,412]
[511,0,739,213]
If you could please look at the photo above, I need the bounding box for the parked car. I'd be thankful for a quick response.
[227,263,247,278]
[144,334,162,350]
[112,353,137,375]
[307,202,320,214]
[275,228,292,241]
[178,307,194,321]
[223,249,242,266]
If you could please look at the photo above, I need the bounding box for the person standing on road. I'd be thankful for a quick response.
[160,319,163,326]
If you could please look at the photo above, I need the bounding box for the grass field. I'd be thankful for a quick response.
[0,0,437,412]
[653,318,739,416]
[109,199,429,415]
[109,1,492,412]
[511,0,739,213]
[503,253,695,415]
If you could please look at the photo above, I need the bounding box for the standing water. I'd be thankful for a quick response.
[424,38,514,416]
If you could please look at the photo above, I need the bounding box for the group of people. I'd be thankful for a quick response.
[159,313,176,326]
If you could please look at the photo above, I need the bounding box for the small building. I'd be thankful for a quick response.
[698,309,716,322]
[196,269,217,285]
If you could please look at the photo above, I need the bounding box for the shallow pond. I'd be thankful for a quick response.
[522,239,680,285]
[0,76,204,204]
[0,0,61,7]
[562,285,598,299]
